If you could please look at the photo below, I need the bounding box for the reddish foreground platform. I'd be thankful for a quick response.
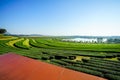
[0,53,106,80]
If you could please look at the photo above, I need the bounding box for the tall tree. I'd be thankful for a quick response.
[0,28,7,34]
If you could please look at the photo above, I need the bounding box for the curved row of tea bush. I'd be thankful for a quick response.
[51,59,104,77]
[62,59,120,75]
[23,39,31,48]
[65,66,104,77]
[90,58,120,66]
[35,38,120,52]
[73,63,120,76]
[29,39,51,48]
[6,38,24,47]
[51,58,120,79]
[0,39,22,54]
[104,74,120,80]
[14,39,30,50]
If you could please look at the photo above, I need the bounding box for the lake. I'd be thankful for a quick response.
[63,38,107,43]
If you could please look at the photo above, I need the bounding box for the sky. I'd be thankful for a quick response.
[0,0,120,36]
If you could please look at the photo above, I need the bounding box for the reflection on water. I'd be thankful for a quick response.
[63,38,107,43]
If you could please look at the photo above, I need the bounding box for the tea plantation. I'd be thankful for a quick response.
[0,35,120,80]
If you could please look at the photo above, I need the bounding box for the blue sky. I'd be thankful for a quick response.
[0,0,120,36]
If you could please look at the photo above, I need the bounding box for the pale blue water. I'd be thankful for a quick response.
[63,38,107,42]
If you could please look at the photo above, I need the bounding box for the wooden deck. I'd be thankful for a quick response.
[0,53,107,80]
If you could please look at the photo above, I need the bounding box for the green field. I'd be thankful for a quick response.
[0,35,120,80]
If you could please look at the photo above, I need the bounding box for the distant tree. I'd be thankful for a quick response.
[0,28,7,34]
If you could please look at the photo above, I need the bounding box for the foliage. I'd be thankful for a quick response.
[51,59,70,66]
[65,66,104,77]
[0,36,120,80]
[41,56,50,60]
[104,74,120,80]
[0,28,7,34]
[68,56,76,60]
[14,39,30,49]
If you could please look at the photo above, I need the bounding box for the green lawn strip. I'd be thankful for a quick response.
[14,39,30,50]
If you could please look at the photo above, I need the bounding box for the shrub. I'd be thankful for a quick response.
[41,56,50,60]
[14,40,29,50]
[104,74,120,80]
[50,59,70,66]
[68,56,76,60]
[118,57,120,61]
[82,58,89,62]
[42,51,48,54]
[49,56,55,59]
[61,59,79,64]
[54,55,68,59]
[65,66,104,77]
[0,28,7,34]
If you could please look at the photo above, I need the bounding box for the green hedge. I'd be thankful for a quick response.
[104,74,120,80]
[14,40,29,50]
[65,66,104,77]
[50,59,70,66]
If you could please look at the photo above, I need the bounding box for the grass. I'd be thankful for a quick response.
[34,38,120,52]
[0,35,17,40]
[23,39,30,47]
[0,36,120,59]
[14,39,30,49]
[6,38,24,47]
[74,56,90,61]
[105,57,118,61]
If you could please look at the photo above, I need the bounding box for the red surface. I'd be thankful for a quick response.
[0,53,107,80]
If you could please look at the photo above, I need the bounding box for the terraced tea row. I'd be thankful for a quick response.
[50,58,120,80]
[6,38,24,47]
[4,38,120,60]
[6,38,31,49]
[14,39,31,49]
[0,35,17,40]
[8,38,119,59]
[34,38,120,52]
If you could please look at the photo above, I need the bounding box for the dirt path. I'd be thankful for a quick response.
[0,53,107,80]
